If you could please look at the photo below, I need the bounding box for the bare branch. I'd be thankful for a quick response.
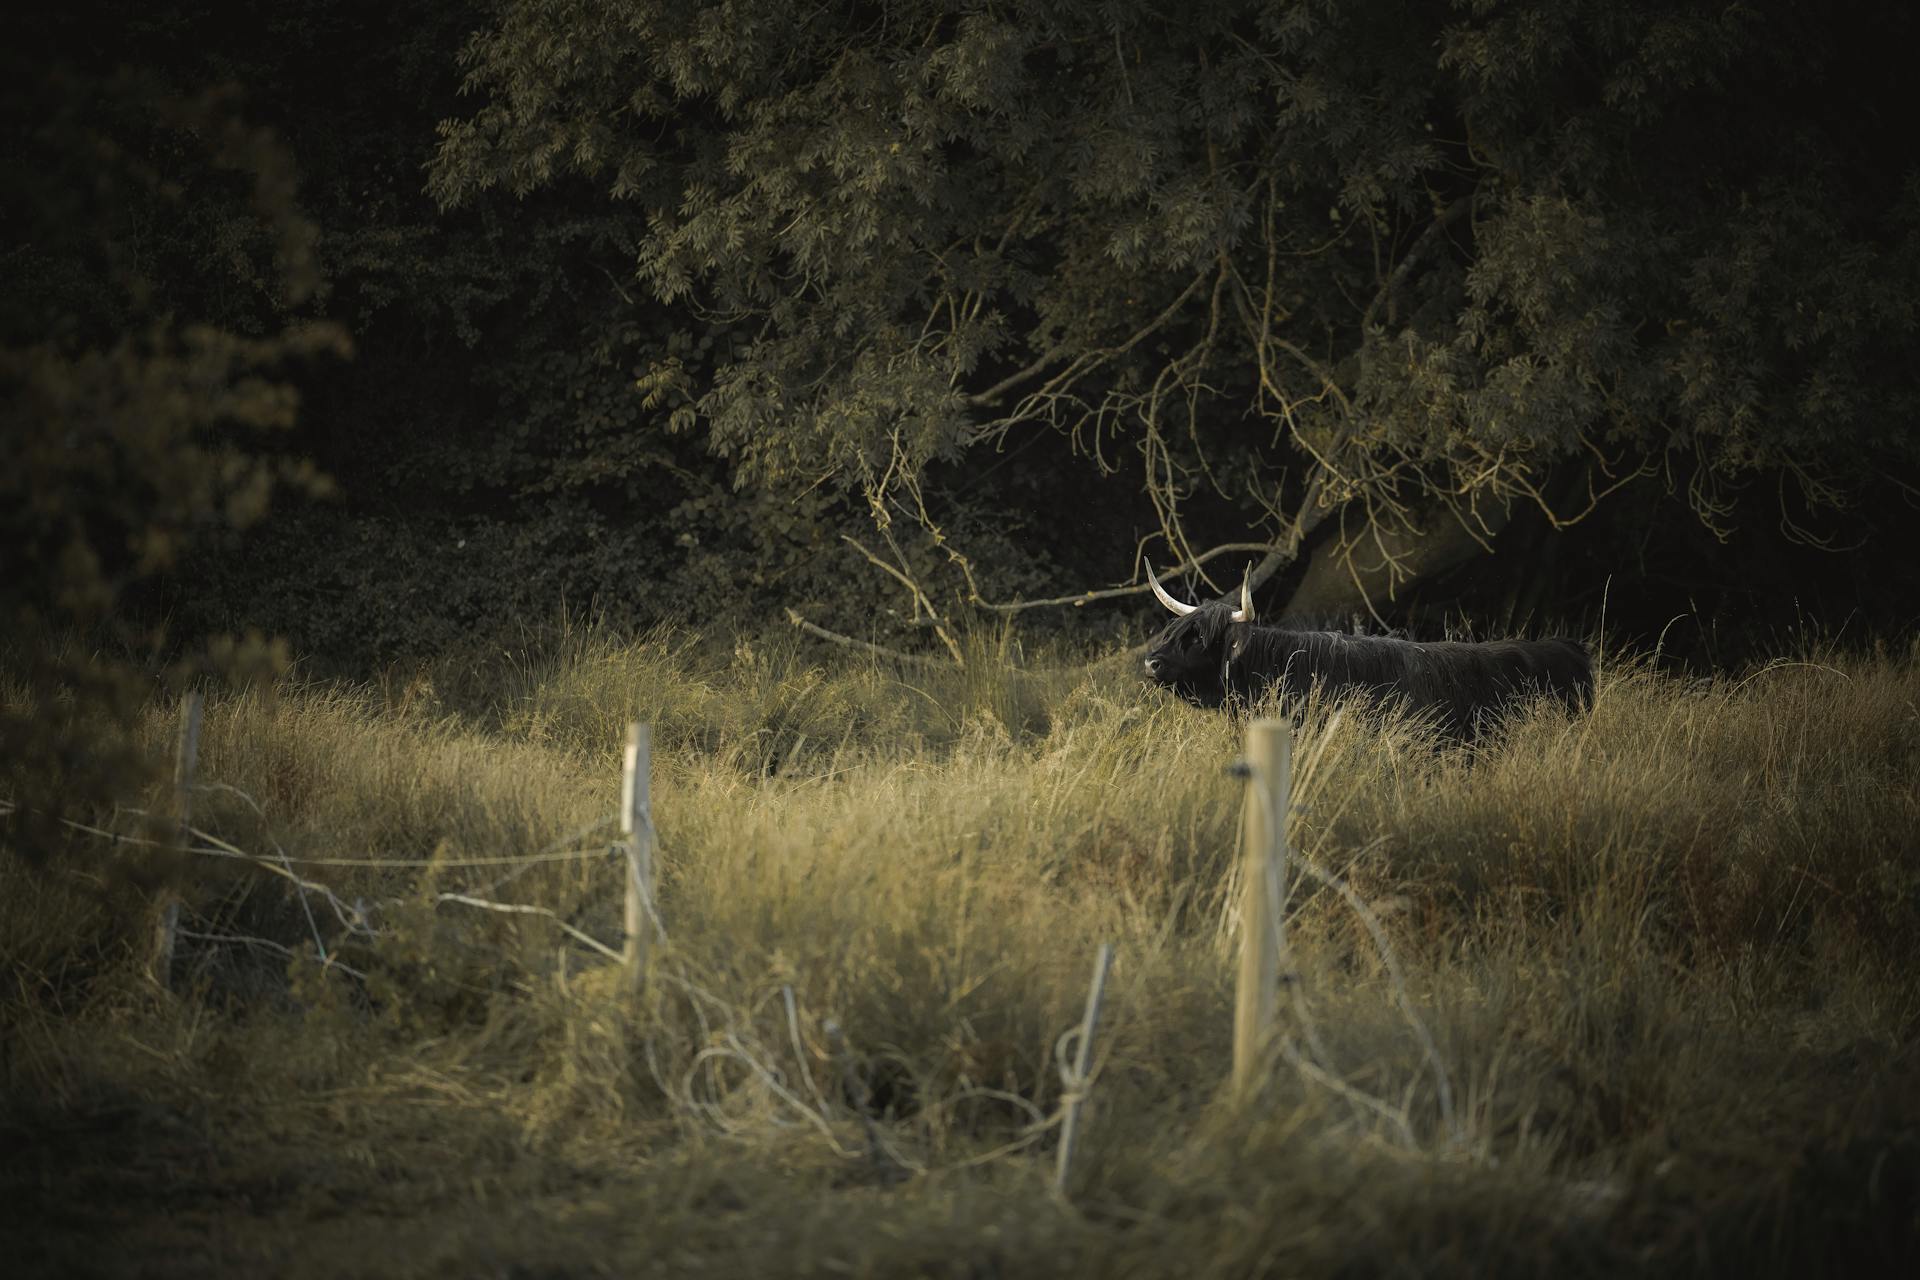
[1362,198,1470,333]
[967,267,1212,413]
[963,348,1072,411]
[435,892,623,962]
[842,532,967,665]
[784,608,950,668]
[967,543,1278,613]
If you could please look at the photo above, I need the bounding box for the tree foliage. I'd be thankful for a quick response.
[1,61,346,860]
[430,0,1920,613]
[8,0,1913,700]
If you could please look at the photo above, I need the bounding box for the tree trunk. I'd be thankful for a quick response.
[1278,503,1514,626]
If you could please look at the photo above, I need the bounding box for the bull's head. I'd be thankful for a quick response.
[1141,561,1254,706]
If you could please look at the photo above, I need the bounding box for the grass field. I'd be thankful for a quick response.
[3,625,1917,1277]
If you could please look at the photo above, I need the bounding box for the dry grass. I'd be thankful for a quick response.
[3,627,1917,1277]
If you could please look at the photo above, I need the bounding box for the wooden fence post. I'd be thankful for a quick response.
[151,691,202,990]
[1054,941,1115,1195]
[1233,717,1291,1095]
[621,721,655,993]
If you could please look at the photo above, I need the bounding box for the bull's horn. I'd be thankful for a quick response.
[1232,568,1255,624]
[1145,560,1198,617]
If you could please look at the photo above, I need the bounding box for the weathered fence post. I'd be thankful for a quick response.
[621,721,655,993]
[151,690,202,990]
[1055,941,1115,1195]
[1233,718,1291,1095]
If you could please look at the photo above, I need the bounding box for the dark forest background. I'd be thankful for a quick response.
[7,0,1920,686]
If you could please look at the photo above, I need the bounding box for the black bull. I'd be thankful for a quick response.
[1141,565,1593,736]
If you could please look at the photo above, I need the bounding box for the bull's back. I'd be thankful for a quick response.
[1528,637,1594,708]
[1225,628,1592,733]
[1383,634,1592,731]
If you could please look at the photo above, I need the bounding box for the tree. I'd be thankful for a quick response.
[1,61,346,862]
[427,0,1920,631]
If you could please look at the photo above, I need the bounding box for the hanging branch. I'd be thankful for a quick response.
[840,534,967,666]
[1361,197,1470,333]
[964,267,1213,413]
[964,543,1283,614]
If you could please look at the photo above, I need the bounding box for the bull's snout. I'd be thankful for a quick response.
[1144,656,1163,678]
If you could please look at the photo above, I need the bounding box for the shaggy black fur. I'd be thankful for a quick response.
[1143,602,1592,736]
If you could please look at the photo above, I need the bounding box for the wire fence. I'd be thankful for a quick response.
[0,794,629,972]
[0,706,1128,1192]
[3,702,1484,1195]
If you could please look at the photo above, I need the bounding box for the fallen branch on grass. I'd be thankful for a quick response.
[784,608,950,668]
[433,892,623,962]
[175,925,370,982]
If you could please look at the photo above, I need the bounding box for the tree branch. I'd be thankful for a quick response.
[966,267,1212,412]
[1362,197,1470,332]
[968,543,1281,613]
[842,532,967,665]
[784,609,950,668]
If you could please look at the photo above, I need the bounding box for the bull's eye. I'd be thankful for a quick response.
[1183,631,1199,650]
